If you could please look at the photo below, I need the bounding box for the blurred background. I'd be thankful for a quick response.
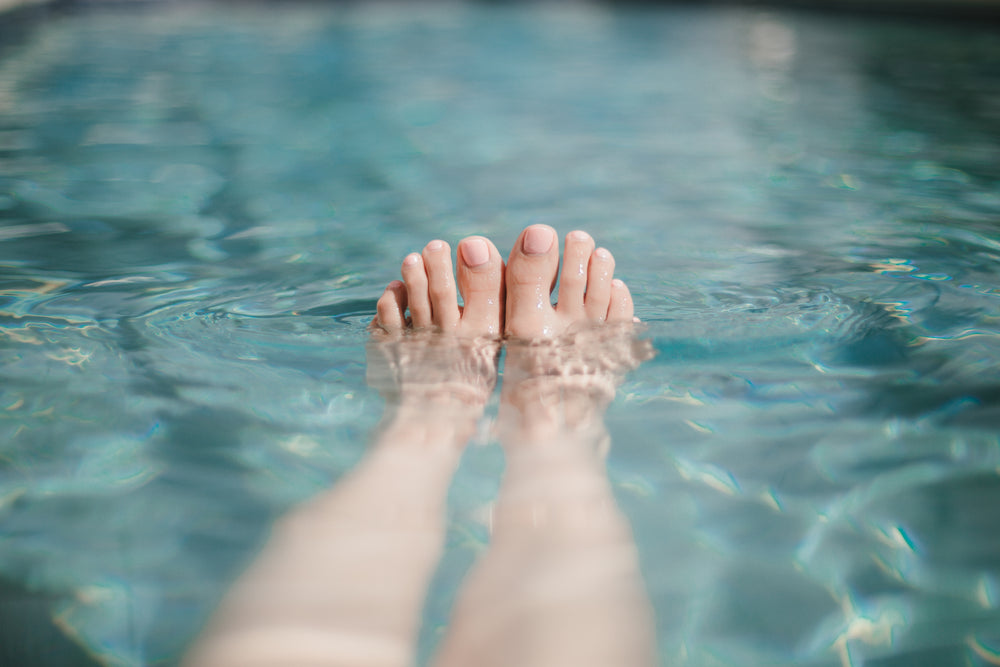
[4,0,1000,19]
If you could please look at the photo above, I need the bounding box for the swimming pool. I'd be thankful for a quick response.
[1,2,998,665]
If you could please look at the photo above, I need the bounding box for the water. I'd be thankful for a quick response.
[1,3,999,666]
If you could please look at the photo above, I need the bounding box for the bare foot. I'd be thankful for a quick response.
[369,236,505,427]
[504,225,634,340]
[501,225,653,439]
[374,236,505,338]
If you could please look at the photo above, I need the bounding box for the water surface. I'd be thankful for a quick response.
[1,3,999,666]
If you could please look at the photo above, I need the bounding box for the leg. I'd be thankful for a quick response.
[434,227,657,667]
[183,237,505,667]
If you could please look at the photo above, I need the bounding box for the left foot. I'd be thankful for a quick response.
[368,237,505,421]
[373,236,505,338]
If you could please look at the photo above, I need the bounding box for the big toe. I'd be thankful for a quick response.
[456,236,504,337]
[505,224,560,339]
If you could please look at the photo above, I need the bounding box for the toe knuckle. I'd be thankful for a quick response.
[429,283,453,298]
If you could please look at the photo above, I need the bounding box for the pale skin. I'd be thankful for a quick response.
[183,225,656,667]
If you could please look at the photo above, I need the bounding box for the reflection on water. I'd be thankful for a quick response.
[0,3,999,666]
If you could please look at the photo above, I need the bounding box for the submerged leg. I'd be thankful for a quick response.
[434,227,657,667]
[184,237,505,667]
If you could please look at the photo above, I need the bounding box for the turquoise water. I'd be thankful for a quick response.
[1,3,999,666]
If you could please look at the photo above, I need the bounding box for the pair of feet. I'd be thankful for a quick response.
[369,225,649,437]
[371,224,636,341]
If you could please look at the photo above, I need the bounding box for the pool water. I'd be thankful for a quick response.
[1,3,999,666]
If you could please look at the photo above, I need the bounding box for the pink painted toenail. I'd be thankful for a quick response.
[595,247,612,260]
[403,253,421,266]
[569,230,591,242]
[427,240,445,252]
[522,226,554,255]
[460,238,490,267]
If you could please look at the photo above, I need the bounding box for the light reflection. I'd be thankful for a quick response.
[675,458,740,496]
[683,419,714,435]
[870,258,916,275]
[873,523,920,554]
[759,487,784,513]
[828,595,909,667]
[749,17,796,69]
[967,634,1000,665]
[976,576,999,610]
[911,161,971,184]
[618,475,657,499]
[0,221,70,241]
[84,276,160,288]
[45,346,93,366]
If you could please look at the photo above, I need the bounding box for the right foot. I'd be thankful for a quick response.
[500,225,653,440]
[504,225,634,340]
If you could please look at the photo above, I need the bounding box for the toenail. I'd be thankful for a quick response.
[612,278,624,288]
[403,253,421,266]
[460,238,490,267]
[569,230,591,242]
[522,226,555,255]
[388,280,404,289]
[595,247,612,260]
[427,240,445,252]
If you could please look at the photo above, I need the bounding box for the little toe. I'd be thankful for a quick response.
[606,278,635,323]
[456,236,504,337]
[505,224,561,339]
[401,252,432,328]
[422,240,460,330]
[556,230,595,318]
[584,247,615,321]
[373,280,408,332]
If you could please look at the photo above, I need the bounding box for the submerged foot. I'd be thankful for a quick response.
[501,225,653,439]
[368,236,505,420]
[504,224,634,340]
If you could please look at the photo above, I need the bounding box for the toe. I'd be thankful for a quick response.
[556,230,595,318]
[505,224,560,339]
[456,236,504,337]
[606,278,635,323]
[401,252,432,328]
[422,240,460,330]
[373,280,408,332]
[584,247,615,321]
